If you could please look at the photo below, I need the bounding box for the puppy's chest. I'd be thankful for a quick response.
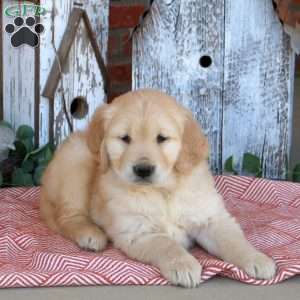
[163,191,203,228]
[124,188,202,232]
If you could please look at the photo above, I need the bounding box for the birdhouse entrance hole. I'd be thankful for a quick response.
[70,97,89,119]
[199,55,212,68]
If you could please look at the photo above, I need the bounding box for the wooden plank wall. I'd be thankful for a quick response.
[133,0,225,173]
[222,0,294,178]
[291,75,300,169]
[1,0,108,145]
[52,15,107,144]
[133,0,295,178]
[39,0,108,145]
[2,0,36,131]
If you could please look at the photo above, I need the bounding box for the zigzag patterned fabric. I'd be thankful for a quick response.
[0,176,300,288]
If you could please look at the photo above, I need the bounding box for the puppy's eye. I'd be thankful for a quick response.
[120,134,131,144]
[157,134,169,144]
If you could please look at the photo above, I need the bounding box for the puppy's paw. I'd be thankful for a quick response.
[161,254,202,288]
[75,226,107,252]
[242,252,276,279]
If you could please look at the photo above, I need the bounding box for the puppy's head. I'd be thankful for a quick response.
[87,89,208,185]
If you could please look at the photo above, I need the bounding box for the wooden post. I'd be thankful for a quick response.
[133,0,295,178]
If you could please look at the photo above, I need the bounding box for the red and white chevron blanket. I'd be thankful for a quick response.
[0,176,300,288]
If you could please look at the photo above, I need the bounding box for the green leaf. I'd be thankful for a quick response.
[242,153,261,175]
[292,164,300,182]
[224,156,234,173]
[0,171,3,187]
[22,138,34,153]
[224,156,238,175]
[0,121,13,130]
[11,141,27,160]
[16,125,34,140]
[256,170,263,178]
[33,165,47,186]
[23,146,45,162]
[21,159,34,173]
[37,146,53,164]
[25,143,54,164]
[12,168,34,186]
[37,160,51,168]
[44,147,53,162]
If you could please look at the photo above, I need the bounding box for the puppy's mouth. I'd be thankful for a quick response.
[133,177,153,185]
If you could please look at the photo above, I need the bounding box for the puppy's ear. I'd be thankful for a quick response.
[175,114,209,174]
[87,104,110,173]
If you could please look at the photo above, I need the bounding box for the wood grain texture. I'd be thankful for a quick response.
[2,0,36,130]
[53,16,107,144]
[291,76,300,169]
[42,8,84,100]
[133,0,295,178]
[39,0,109,145]
[42,8,108,100]
[133,0,225,173]
[222,0,294,178]
[0,0,3,120]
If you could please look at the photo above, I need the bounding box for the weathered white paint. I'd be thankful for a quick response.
[133,0,295,178]
[40,0,109,145]
[2,0,35,130]
[39,0,55,145]
[133,0,225,173]
[53,17,106,144]
[1,0,108,145]
[222,0,294,178]
[1,0,109,145]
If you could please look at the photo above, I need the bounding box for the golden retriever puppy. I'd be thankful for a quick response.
[41,89,276,288]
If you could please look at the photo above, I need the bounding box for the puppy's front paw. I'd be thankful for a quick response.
[75,226,107,252]
[242,252,276,279]
[161,254,202,288]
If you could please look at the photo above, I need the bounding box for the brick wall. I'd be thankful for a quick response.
[107,0,150,102]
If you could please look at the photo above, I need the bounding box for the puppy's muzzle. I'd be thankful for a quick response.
[133,163,155,180]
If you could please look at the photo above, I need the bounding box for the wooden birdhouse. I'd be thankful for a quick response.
[1,0,109,145]
[133,0,296,179]
[42,8,108,145]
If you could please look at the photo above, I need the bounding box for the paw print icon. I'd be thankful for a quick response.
[5,16,44,48]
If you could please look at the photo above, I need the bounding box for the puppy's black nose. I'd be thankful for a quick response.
[133,164,155,179]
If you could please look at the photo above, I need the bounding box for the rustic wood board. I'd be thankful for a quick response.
[133,0,225,173]
[222,0,294,178]
[53,16,107,144]
[39,0,108,145]
[2,0,36,130]
[133,0,295,178]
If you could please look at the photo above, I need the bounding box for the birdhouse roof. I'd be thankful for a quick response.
[42,8,108,99]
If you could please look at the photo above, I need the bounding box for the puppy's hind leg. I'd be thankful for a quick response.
[196,214,276,279]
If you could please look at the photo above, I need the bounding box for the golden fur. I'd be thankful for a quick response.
[41,89,276,287]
